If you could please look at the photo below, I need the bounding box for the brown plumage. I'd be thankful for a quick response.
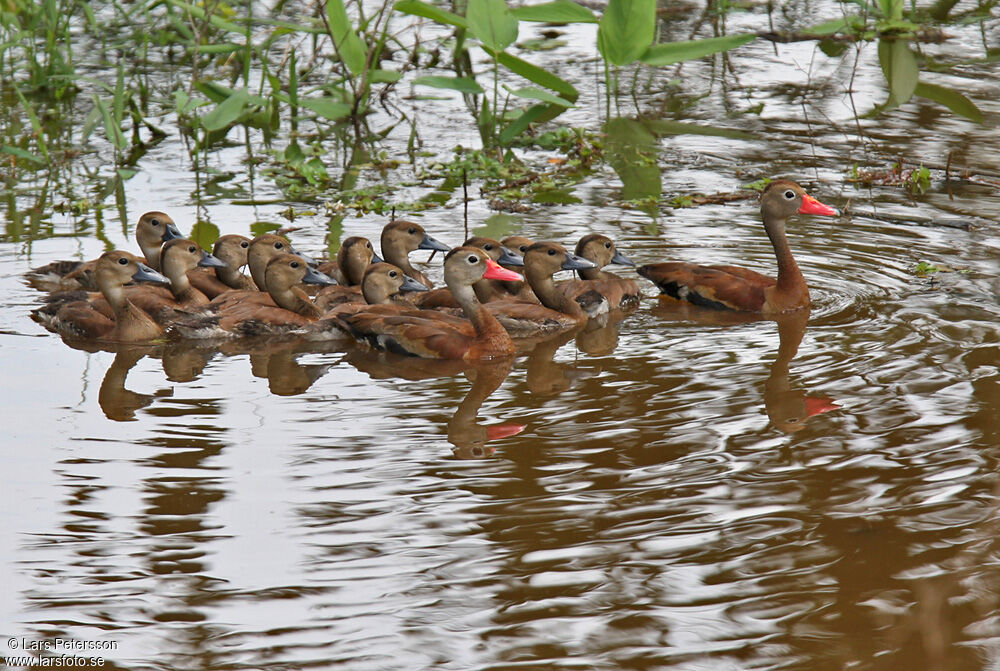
[316,236,379,285]
[187,234,255,299]
[637,180,838,313]
[26,211,182,291]
[498,235,537,300]
[169,254,336,338]
[316,262,428,312]
[380,219,451,288]
[208,234,306,312]
[86,238,227,324]
[410,236,524,308]
[571,233,641,310]
[31,251,169,342]
[329,248,520,361]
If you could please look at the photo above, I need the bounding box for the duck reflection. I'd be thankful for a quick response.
[650,301,838,432]
[229,338,338,396]
[98,344,173,421]
[342,349,523,457]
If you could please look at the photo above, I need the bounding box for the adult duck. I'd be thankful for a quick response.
[380,219,451,288]
[317,236,383,285]
[187,234,255,299]
[247,233,313,291]
[637,180,838,313]
[573,233,641,309]
[316,262,428,312]
[31,251,170,342]
[468,241,596,335]
[170,253,336,338]
[26,211,183,291]
[329,247,521,361]
[410,236,524,308]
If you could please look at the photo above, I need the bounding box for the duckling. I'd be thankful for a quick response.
[31,251,170,342]
[498,235,537,300]
[571,233,641,310]
[328,247,521,361]
[380,219,451,288]
[316,262,428,312]
[187,234,255,299]
[317,236,383,285]
[26,211,183,292]
[169,254,336,339]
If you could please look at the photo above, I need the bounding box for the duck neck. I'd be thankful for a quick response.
[141,242,162,271]
[164,260,193,299]
[764,216,804,293]
[216,264,247,289]
[383,243,426,286]
[271,284,321,318]
[527,266,585,317]
[248,254,269,291]
[578,265,601,281]
[452,283,500,337]
[343,254,368,286]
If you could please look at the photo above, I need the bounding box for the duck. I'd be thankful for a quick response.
[380,219,451,288]
[31,251,170,342]
[316,236,383,285]
[169,253,336,338]
[637,180,838,313]
[573,233,641,310]
[247,233,313,291]
[93,238,227,322]
[187,234,255,299]
[316,262,429,312]
[496,235,537,300]
[26,211,183,292]
[409,236,524,308]
[428,241,597,335]
[328,247,522,361]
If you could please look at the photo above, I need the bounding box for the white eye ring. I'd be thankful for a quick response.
[467,255,478,264]
[784,190,795,199]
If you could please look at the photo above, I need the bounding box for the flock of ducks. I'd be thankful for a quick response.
[28,180,839,362]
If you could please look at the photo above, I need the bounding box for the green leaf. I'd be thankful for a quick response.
[327,0,368,76]
[878,38,918,105]
[1,145,45,165]
[473,213,521,239]
[467,0,518,52]
[369,69,402,83]
[299,96,352,120]
[604,118,661,201]
[512,0,597,23]
[195,80,237,103]
[879,0,904,20]
[488,48,579,101]
[915,82,984,123]
[201,89,250,131]
[505,85,575,107]
[189,220,221,251]
[642,34,756,66]
[642,119,755,140]
[498,103,551,144]
[802,18,849,35]
[597,0,656,66]
[94,95,128,150]
[195,43,244,54]
[413,75,485,94]
[394,0,467,28]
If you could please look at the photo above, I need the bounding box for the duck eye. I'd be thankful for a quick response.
[290,261,300,268]
[605,242,612,249]
[150,219,160,226]
[467,255,478,264]
[118,257,128,265]
[389,271,397,278]
[784,190,795,199]
[240,241,249,248]
[275,242,284,249]
[519,246,528,253]
[408,228,416,235]
[188,246,196,253]
[484,244,493,250]
[547,249,556,256]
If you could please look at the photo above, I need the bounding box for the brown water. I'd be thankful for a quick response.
[3,5,1000,670]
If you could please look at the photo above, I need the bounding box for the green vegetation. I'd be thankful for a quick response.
[0,0,993,243]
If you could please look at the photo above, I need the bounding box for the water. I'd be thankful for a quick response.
[3,3,1000,669]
